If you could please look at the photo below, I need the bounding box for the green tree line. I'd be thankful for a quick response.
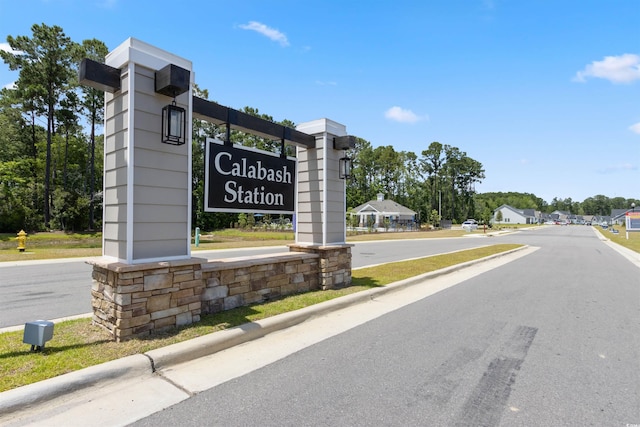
[0,24,107,232]
[474,192,638,224]
[0,24,636,233]
[346,139,486,224]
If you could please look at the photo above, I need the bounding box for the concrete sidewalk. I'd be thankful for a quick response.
[0,247,535,427]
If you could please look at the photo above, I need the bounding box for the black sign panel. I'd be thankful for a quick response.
[205,138,296,214]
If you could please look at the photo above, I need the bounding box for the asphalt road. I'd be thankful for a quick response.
[0,235,494,328]
[130,225,639,426]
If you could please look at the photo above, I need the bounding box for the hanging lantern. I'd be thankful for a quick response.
[162,101,186,145]
[339,155,353,180]
[334,135,356,180]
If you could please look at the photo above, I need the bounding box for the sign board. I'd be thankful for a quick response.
[205,138,296,214]
[626,211,640,231]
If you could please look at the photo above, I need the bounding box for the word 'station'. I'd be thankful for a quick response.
[205,138,296,214]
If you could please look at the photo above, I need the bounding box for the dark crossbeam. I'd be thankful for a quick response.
[79,59,121,93]
[192,97,316,149]
[78,58,316,149]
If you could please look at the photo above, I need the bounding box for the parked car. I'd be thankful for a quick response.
[461,219,478,231]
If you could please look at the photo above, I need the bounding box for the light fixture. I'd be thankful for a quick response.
[339,155,352,180]
[162,101,186,145]
[334,135,356,180]
[155,64,190,146]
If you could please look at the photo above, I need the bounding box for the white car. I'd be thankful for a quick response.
[461,220,478,231]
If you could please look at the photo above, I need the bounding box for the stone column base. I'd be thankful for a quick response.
[288,244,353,290]
[87,257,205,342]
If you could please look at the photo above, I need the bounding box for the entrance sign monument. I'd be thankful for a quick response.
[205,138,296,214]
[81,38,355,340]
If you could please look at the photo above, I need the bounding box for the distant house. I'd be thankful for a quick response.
[611,208,635,225]
[350,194,417,230]
[492,204,538,224]
[592,215,610,226]
[550,210,570,222]
[547,210,585,224]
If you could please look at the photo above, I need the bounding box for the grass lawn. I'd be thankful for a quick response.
[0,228,477,262]
[602,226,640,253]
[0,243,522,392]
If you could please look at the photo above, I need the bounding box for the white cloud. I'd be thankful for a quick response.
[0,42,13,53]
[629,122,640,134]
[0,42,23,56]
[573,53,640,84]
[315,80,337,86]
[239,21,289,47]
[1,44,18,89]
[597,163,637,174]
[384,106,427,123]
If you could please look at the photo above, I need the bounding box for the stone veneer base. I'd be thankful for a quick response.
[288,244,353,290]
[88,248,352,341]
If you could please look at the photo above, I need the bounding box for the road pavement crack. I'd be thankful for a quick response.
[142,353,196,397]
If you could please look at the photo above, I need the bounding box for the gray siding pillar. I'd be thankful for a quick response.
[291,119,352,289]
[102,38,193,264]
[294,118,348,246]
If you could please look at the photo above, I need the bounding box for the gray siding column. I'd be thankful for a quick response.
[295,118,348,246]
[291,119,352,289]
[102,38,193,264]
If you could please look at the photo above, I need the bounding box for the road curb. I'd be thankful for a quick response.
[0,245,528,417]
[0,354,151,416]
[147,245,527,369]
[592,227,640,267]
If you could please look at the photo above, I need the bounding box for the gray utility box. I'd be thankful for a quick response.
[23,320,54,351]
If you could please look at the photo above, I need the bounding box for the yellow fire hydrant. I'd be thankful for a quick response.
[16,230,27,252]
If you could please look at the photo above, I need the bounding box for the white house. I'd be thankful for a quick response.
[350,194,417,230]
[492,204,538,224]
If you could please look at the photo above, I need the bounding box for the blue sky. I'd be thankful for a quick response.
[1,0,638,204]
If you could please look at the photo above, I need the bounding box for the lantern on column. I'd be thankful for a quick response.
[338,155,352,180]
[333,135,356,180]
[155,63,190,146]
[162,101,186,145]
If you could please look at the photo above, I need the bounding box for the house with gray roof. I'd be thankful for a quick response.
[492,204,539,225]
[611,208,635,225]
[350,194,417,230]
[550,210,570,221]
